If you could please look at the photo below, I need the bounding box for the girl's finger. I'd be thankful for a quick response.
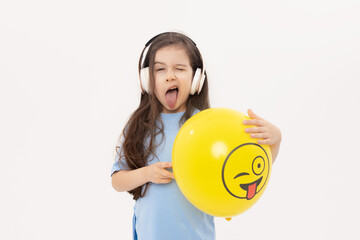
[257,139,273,145]
[250,133,270,139]
[247,109,264,120]
[161,170,174,179]
[243,119,264,126]
[159,162,172,169]
[245,127,266,133]
[158,178,172,184]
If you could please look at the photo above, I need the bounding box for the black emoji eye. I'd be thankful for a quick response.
[252,156,265,175]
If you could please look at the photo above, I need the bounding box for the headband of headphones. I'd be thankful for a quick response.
[139,32,206,95]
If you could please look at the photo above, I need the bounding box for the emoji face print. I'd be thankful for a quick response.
[173,108,273,217]
[222,143,270,200]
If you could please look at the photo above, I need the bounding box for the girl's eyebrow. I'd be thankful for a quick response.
[175,64,189,67]
[154,62,189,67]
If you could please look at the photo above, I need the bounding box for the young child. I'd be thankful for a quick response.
[111,32,282,240]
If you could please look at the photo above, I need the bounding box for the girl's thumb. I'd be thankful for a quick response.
[161,162,172,168]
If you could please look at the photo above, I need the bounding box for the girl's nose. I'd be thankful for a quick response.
[166,69,176,81]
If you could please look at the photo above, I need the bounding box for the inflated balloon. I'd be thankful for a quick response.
[172,108,272,219]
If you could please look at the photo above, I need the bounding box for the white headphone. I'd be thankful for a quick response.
[139,32,206,95]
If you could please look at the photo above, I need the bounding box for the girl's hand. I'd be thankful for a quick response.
[145,162,174,184]
[243,109,282,163]
[243,109,282,146]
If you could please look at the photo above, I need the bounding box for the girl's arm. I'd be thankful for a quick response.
[112,162,174,192]
[268,137,281,162]
[242,109,282,163]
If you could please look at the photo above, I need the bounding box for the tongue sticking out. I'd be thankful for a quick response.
[247,183,257,200]
[165,89,178,109]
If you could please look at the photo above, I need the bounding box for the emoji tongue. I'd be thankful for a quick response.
[165,89,178,108]
[247,183,257,200]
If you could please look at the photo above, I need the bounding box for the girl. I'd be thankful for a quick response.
[111,32,282,240]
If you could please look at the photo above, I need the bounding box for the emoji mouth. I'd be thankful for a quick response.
[240,176,263,200]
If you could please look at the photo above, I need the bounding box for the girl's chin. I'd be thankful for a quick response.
[162,107,180,113]
[162,103,186,113]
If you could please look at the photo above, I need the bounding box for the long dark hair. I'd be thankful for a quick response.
[116,32,210,200]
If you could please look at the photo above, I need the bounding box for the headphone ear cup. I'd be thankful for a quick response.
[140,67,150,93]
[190,68,201,95]
[197,70,206,94]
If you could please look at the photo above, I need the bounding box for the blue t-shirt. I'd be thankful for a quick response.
[111,110,215,240]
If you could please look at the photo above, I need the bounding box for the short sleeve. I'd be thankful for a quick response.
[110,140,131,177]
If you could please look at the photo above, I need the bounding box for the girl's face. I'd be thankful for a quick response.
[153,45,193,113]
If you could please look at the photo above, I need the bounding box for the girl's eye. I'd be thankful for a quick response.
[176,68,185,71]
[156,68,165,71]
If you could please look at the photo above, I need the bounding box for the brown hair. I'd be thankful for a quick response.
[116,32,210,200]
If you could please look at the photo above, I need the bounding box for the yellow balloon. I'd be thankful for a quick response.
[172,108,272,218]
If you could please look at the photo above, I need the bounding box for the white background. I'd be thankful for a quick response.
[1,0,359,239]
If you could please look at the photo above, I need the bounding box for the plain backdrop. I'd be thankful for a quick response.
[1,0,359,239]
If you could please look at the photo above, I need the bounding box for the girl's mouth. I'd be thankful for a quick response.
[165,87,178,108]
